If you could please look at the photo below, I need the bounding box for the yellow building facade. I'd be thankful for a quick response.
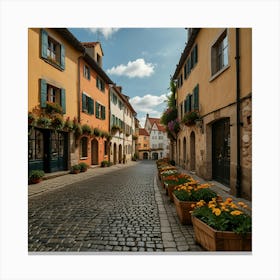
[174,28,252,199]
[28,28,84,173]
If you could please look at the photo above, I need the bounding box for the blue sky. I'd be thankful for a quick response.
[69,28,186,126]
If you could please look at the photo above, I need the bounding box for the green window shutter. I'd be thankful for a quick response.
[60,88,66,114]
[186,96,190,113]
[40,79,47,108]
[60,44,65,70]
[41,29,48,59]
[184,98,187,114]
[193,84,199,110]
[88,98,94,115]
[101,106,105,120]
[82,94,87,112]
[95,102,100,118]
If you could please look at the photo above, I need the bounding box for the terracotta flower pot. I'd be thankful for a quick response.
[191,216,252,251]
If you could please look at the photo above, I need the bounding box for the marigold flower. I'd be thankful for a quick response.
[212,208,221,216]
[196,200,206,207]
[230,210,243,216]
[191,203,196,208]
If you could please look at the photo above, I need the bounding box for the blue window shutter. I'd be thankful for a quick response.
[41,29,48,59]
[60,44,65,70]
[60,88,66,114]
[88,98,94,115]
[194,84,199,110]
[40,79,47,108]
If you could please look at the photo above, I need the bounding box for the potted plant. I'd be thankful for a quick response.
[172,182,218,224]
[191,197,252,251]
[63,117,73,131]
[93,127,101,137]
[51,114,64,130]
[45,102,63,115]
[182,111,200,126]
[28,112,36,126]
[79,162,89,172]
[28,170,45,184]
[37,116,51,128]
[82,124,92,135]
[70,164,81,174]
[101,160,109,167]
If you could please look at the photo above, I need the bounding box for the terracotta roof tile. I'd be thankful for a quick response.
[139,128,150,136]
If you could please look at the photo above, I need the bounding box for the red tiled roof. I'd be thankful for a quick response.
[81,42,99,47]
[148,117,166,132]
[139,128,149,136]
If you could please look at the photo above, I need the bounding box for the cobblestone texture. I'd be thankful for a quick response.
[29,161,203,252]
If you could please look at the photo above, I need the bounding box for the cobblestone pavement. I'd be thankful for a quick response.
[28,161,203,253]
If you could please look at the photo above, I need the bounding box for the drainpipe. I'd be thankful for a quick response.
[235,28,242,197]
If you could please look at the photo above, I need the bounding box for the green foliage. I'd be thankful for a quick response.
[101,160,109,167]
[93,127,101,137]
[192,198,252,234]
[29,170,45,180]
[70,164,81,173]
[37,116,51,128]
[82,124,92,135]
[79,162,88,172]
[45,102,63,115]
[182,111,200,126]
[64,117,73,131]
[51,114,64,130]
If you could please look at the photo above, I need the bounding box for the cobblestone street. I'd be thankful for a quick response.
[28,161,203,252]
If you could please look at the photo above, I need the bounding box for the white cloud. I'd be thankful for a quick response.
[107,58,155,78]
[130,94,167,113]
[88,28,119,39]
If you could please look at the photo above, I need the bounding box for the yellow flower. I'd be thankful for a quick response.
[191,203,196,208]
[212,208,221,216]
[196,200,206,207]
[230,210,243,216]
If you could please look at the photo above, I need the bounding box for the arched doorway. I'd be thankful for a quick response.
[118,144,122,163]
[178,139,181,165]
[152,152,158,160]
[113,143,117,165]
[91,139,98,165]
[143,152,148,159]
[183,137,187,167]
[212,118,230,186]
[190,132,196,171]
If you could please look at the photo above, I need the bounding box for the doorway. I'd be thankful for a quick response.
[212,118,230,186]
[91,139,99,165]
[190,132,196,171]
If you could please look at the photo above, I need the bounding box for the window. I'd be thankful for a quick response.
[211,30,228,75]
[104,141,108,155]
[40,79,66,113]
[144,144,147,147]
[80,137,88,158]
[28,129,44,160]
[96,76,105,92]
[111,93,117,105]
[184,84,199,113]
[118,100,123,110]
[83,65,90,80]
[82,93,94,114]
[41,29,65,70]
[95,102,106,119]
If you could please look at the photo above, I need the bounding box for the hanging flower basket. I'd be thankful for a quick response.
[182,111,200,126]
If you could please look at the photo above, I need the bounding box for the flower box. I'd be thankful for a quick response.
[173,194,194,224]
[191,216,252,251]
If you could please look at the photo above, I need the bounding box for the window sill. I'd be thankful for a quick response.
[42,58,64,71]
[80,157,88,160]
[209,65,230,82]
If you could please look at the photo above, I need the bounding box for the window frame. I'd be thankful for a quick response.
[210,29,230,80]
[80,137,88,158]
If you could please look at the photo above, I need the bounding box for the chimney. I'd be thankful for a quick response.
[146,113,149,119]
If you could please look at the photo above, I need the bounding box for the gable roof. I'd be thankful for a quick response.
[139,128,149,136]
[148,117,166,132]
[81,41,104,56]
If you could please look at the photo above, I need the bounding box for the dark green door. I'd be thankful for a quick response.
[212,118,230,186]
[44,130,68,173]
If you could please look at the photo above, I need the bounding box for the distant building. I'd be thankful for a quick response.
[137,128,150,160]
[144,114,170,160]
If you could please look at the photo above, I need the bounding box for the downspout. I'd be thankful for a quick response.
[235,28,242,197]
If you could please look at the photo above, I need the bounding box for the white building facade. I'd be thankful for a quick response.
[109,86,136,164]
